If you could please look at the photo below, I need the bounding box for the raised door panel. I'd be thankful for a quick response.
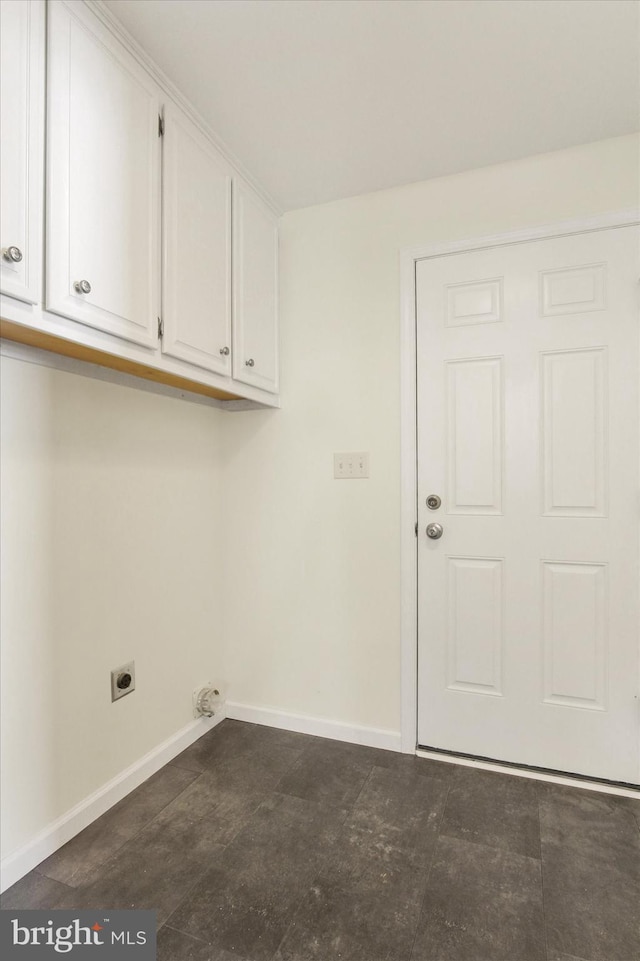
[162,102,232,375]
[446,356,503,514]
[541,348,607,516]
[0,0,44,304]
[447,556,504,697]
[232,181,279,394]
[46,0,160,348]
[542,561,607,711]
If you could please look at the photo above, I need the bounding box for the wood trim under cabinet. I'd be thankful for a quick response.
[0,318,240,401]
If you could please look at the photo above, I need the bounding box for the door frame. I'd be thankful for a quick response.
[399,208,640,757]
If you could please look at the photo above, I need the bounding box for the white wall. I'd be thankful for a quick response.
[0,358,223,861]
[220,133,640,735]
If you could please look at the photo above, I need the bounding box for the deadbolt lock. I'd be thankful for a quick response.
[426,494,441,510]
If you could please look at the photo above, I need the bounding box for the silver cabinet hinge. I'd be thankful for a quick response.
[157,317,163,338]
[158,114,164,137]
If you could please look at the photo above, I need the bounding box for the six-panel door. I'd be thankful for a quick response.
[416,226,640,783]
[46,0,161,348]
[161,102,232,375]
[0,0,44,305]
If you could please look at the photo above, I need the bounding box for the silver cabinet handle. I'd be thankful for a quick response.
[219,346,230,356]
[2,246,23,263]
[74,280,91,294]
[245,358,255,367]
[426,523,444,540]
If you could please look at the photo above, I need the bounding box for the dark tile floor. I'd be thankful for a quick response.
[2,720,639,961]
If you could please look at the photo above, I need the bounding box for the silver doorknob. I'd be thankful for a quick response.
[426,523,444,540]
[245,358,255,367]
[3,246,23,263]
[74,280,91,294]
[426,494,441,510]
[219,346,230,356]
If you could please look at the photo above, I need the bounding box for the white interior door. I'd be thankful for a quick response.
[416,225,640,784]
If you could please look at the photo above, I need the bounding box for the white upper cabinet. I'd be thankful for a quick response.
[0,0,279,405]
[0,0,45,304]
[46,0,161,348]
[161,102,232,375]
[232,180,279,394]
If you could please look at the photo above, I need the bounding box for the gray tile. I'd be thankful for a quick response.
[316,739,401,770]
[440,766,541,858]
[276,739,376,808]
[0,871,78,910]
[536,780,639,821]
[77,807,226,925]
[159,746,305,844]
[189,743,304,796]
[158,926,251,961]
[37,765,199,887]
[540,787,640,961]
[411,835,546,961]
[536,780,640,828]
[11,722,635,961]
[364,749,459,782]
[171,719,313,774]
[275,857,427,961]
[396,754,459,780]
[612,793,640,826]
[340,766,449,867]
[161,788,261,844]
[168,793,348,961]
[319,743,418,771]
[154,773,264,846]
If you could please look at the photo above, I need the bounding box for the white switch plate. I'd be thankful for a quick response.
[334,452,370,479]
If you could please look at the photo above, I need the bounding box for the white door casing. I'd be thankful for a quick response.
[46,0,160,348]
[406,218,640,784]
[0,0,45,305]
[161,101,232,375]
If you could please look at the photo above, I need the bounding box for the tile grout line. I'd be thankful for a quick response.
[537,794,552,961]
[159,923,210,946]
[433,829,545,863]
[160,858,226,942]
[34,768,204,889]
[407,778,453,961]
[270,737,318,798]
[267,764,372,960]
[349,761,377,809]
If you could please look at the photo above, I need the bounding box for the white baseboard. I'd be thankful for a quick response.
[0,711,225,894]
[225,701,402,753]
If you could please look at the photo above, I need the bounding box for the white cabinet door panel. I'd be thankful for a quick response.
[46,0,160,347]
[232,181,279,394]
[0,0,44,304]
[162,102,232,374]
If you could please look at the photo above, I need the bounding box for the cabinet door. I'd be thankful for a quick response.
[0,0,44,304]
[162,102,232,374]
[232,181,279,394]
[46,0,160,348]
